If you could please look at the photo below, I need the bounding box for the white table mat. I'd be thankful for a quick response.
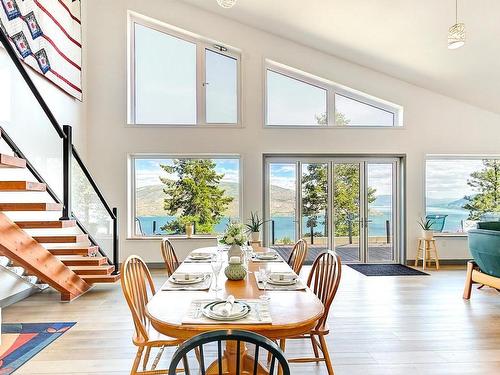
[161,273,213,291]
[182,299,272,325]
[255,273,307,291]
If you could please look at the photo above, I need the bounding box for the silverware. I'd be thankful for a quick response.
[254,303,262,321]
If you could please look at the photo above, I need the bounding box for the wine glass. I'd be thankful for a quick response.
[259,267,270,301]
[211,254,223,293]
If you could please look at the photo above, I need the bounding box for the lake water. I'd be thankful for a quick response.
[137,207,471,238]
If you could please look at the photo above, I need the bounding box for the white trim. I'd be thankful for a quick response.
[127,11,241,127]
[264,59,403,128]
[128,153,243,238]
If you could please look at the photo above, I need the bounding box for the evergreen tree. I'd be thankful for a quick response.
[463,160,500,220]
[302,164,328,234]
[315,112,351,126]
[160,159,233,234]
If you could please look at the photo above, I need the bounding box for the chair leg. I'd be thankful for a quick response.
[278,339,286,375]
[310,334,320,358]
[463,261,474,299]
[318,334,334,375]
[143,346,151,371]
[131,347,144,375]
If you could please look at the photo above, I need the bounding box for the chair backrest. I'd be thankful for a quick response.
[168,330,290,375]
[307,251,342,330]
[120,255,156,344]
[425,214,448,232]
[161,238,179,277]
[287,239,308,274]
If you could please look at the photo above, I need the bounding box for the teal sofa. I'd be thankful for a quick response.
[464,222,500,299]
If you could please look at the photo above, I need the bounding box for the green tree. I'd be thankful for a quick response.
[463,160,500,220]
[333,165,376,237]
[315,112,351,126]
[302,164,328,234]
[160,159,233,234]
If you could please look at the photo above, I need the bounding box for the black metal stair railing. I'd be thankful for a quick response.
[0,29,119,274]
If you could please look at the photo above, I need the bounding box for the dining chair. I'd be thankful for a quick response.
[287,239,308,275]
[168,330,290,375]
[161,238,180,277]
[279,250,342,375]
[121,255,183,375]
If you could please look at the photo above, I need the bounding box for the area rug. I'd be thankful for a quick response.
[348,264,429,276]
[0,322,75,374]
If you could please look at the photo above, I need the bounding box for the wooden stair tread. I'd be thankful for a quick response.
[48,246,98,256]
[0,202,62,211]
[57,256,107,266]
[69,265,114,275]
[0,181,46,191]
[15,220,76,229]
[81,274,119,283]
[33,234,88,243]
[0,154,26,168]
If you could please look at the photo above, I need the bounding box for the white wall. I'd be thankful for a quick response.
[84,0,500,263]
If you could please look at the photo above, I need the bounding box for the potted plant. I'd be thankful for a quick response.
[418,217,434,240]
[221,220,246,258]
[245,211,266,242]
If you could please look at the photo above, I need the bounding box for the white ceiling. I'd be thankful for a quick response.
[181,0,500,114]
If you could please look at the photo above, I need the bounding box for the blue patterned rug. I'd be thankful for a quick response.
[0,322,75,374]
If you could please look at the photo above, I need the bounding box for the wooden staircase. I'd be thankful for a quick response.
[0,153,119,301]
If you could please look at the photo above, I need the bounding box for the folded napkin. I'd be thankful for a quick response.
[171,272,204,281]
[220,295,235,316]
[269,272,297,282]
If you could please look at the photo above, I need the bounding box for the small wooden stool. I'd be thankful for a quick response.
[415,238,440,270]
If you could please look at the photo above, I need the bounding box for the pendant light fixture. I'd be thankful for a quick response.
[448,0,465,49]
[217,0,237,9]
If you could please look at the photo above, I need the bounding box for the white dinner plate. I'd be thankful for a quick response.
[170,274,205,285]
[202,301,251,321]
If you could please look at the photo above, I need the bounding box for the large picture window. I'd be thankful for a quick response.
[131,155,241,237]
[128,13,240,126]
[425,157,500,233]
[264,61,402,127]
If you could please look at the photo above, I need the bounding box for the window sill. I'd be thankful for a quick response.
[433,233,468,238]
[127,235,218,241]
[125,123,243,129]
[264,125,405,129]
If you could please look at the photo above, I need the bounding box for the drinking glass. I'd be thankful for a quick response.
[259,267,270,301]
[211,254,223,292]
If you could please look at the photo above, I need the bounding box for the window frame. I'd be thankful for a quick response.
[423,154,500,237]
[127,12,242,127]
[264,60,403,128]
[128,153,243,239]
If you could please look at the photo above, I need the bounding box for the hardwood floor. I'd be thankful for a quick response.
[3,265,500,374]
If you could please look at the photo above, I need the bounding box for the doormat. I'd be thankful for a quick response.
[0,322,75,374]
[348,264,429,276]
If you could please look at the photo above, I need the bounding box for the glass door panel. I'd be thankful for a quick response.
[366,163,395,262]
[333,163,362,262]
[301,163,329,254]
[268,163,297,258]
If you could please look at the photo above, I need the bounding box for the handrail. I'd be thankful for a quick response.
[0,29,66,139]
[0,28,119,272]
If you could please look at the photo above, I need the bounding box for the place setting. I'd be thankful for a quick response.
[182,294,272,325]
[161,271,213,291]
[251,249,284,263]
[255,268,307,291]
[183,251,214,263]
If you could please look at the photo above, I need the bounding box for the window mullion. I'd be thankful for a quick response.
[197,42,206,126]
[327,87,335,127]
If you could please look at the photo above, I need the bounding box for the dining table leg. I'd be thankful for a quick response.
[205,340,270,374]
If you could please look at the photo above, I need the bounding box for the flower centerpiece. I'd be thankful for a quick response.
[221,220,246,259]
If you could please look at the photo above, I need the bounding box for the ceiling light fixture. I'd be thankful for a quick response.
[448,0,465,49]
[217,0,237,9]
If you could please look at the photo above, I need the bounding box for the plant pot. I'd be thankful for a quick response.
[185,224,194,238]
[422,230,433,241]
[228,244,243,259]
[250,231,260,242]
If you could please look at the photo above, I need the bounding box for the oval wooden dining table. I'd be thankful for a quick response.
[146,246,324,374]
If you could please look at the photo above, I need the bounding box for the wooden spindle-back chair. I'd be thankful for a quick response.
[287,239,308,275]
[161,238,180,277]
[279,251,342,375]
[121,255,182,374]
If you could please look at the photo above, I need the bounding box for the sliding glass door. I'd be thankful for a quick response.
[265,157,399,263]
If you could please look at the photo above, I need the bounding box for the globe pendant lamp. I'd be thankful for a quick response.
[448,0,465,49]
[217,0,237,9]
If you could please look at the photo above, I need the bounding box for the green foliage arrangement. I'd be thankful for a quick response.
[418,217,434,231]
[245,211,267,233]
[220,220,246,246]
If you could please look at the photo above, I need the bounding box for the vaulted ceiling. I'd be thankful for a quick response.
[182,0,500,114]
